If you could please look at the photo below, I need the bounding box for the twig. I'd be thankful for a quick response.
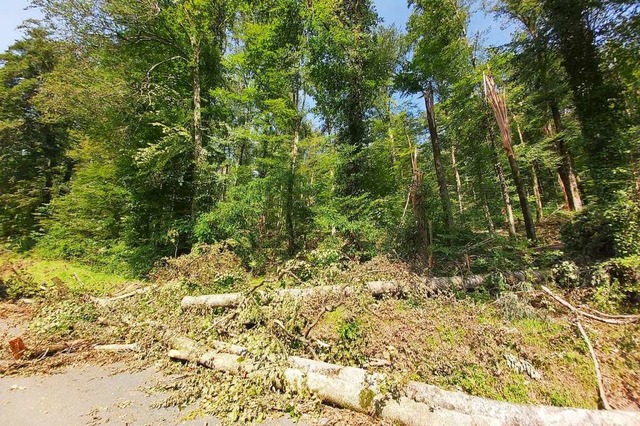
[576,320,611,410]
[579,305,640,322]
[541,286,637,325]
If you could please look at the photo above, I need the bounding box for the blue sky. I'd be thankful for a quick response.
[1,0,512,53]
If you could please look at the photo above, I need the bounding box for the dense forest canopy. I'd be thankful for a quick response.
[1,0,638,275]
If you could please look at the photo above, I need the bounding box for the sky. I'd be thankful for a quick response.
[0,0,513,53]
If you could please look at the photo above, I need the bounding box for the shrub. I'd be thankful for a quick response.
[552,261,581,288]
[561,193,640,259]
[590,255,640,307]
[149,243,247,292]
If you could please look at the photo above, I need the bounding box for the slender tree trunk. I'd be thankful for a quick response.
[286,118,300,256]
[191,37,203,218]
[489,128,517,238]
[516,123,544,222]
[451,142,464,215]
[550,102,583,211]
[423,86,454,228]
[484,72,536,241]
[476,173,495,236]
[531,165,544,223]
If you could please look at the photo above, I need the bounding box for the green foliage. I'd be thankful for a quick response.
[552,261,581,289]
[562,193,640,258]
[590,255,640,310]
[0,268,41,300]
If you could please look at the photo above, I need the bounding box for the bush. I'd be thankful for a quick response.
[590,255,640,307]
[561,193,640,259]
[149,243,247,292]
[552,261,581,288]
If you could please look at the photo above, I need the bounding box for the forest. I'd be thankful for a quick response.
[1,0,640,425]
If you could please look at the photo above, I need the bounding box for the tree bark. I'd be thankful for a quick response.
[423,86,454,228]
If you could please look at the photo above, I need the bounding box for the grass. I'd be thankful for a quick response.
[1,249,132,296]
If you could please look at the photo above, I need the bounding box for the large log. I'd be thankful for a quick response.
[168,337,639,425]
[168,337,253,374]
[181,272,543,310]
[405,381,638,426]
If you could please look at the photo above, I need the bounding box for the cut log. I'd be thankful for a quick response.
[168,337,253,374]
[11,339,86,360]
[405,381,636,425]
[167,337,639,425]
[181,281,400,309]
[182,272,545,310]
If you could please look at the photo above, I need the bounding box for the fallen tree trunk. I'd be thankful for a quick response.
[182,272,544,310]
[9,337,86,360]
[168,337,253,374]
[405,381,635,425]
[94,343,139,352]
[168,337,639,425]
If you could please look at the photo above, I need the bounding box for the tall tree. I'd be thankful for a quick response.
[542,0,631,202]
[308,0,383,197]
[0,27,71,249]
[401,0,472,228]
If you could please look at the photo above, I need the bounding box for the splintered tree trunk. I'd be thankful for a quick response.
[489,127,517,238]
[423,87,454,229]
[484,72,536,241]
[550,102,583,211]
[451,142,464,215]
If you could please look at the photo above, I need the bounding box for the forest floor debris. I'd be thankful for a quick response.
[2,247,640,424]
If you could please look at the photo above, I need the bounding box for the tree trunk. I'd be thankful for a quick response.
[476,173,495,236]
[181,272,543,309]
[516,123,544,222]
[531,166,544,223]
[451,142,464,215]
[550,102,583,211]
[169,337,639,425]
[489,128,517,238]
[406,138,431,260]
[191,37,203,218]
[484,72,536,241]
[423,87,454,229]
[286,119,300,256]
